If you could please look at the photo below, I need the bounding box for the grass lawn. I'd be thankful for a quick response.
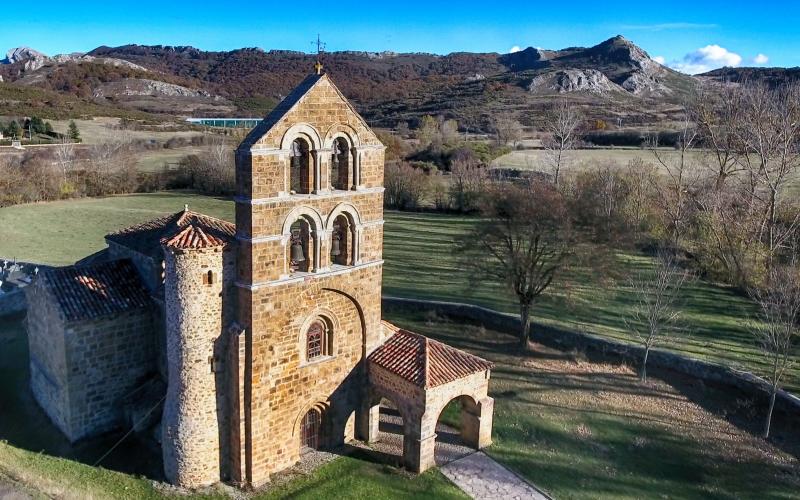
[0,192,233,265]
[0,192,796,392]
[383,211,800,394]
[385,307,800,499]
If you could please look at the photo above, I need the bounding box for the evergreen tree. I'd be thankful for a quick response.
[30,116,46,134]
[6,120,21,139]
[67,120,81,142]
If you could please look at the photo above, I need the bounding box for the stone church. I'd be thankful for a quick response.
[25,70,495,488]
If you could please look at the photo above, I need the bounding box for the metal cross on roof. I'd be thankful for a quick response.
[311,34,326,74]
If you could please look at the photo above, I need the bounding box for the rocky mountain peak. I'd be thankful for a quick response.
[2,47,49,71]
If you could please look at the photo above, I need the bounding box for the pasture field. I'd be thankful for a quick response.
[492,147,706,171]
[48,117,205,145]
[0,192,796,393]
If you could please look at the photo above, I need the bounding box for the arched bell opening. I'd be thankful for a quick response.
[288,218,315,273]
[290,137,313,194]
[330,137,351,191]
[330,214,355,266]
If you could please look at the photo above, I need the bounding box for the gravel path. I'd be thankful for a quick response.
[440,452,551,500]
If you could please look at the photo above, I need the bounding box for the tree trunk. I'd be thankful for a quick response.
[519,303,532,352]
[640,346,650,382]
[764,387,777,439]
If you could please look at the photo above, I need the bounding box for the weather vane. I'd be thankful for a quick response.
[311,34,326,74]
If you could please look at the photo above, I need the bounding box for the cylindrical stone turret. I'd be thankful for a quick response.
[161,226,226,488]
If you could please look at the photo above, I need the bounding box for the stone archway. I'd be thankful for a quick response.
[433,395,481,465]
[366,325,495,473]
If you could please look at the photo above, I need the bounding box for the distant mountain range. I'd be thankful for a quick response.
[1,36,797,129]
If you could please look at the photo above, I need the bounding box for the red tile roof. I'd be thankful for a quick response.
[106,208,235,256]
[162,224,229,250]
[40,259,151,322]
[369,323,494,389]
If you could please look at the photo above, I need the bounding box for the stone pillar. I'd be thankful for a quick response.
[162,246,224,488]
[312,150,321,193]
[404,413,437,473]
[228,325,247,486]
[351,147,359,190]
[355,402,380,443]
[461,397,494,449]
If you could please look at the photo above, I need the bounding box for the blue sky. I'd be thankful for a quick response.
[4,1,799,73]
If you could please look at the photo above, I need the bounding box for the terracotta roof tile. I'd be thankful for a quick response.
[162,224,228,250]
[106,209,235,256]
[369,324,494,389]
[40,259,151,322]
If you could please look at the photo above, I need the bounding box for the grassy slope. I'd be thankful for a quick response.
[386,308,800,500]
[0,193,795,391]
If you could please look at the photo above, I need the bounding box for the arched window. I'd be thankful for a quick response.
[202,269,214,285]
[290,138,312,194]
[289,219,313,273]
[330,137,350,190]
[306,319,330,360]
[330,214,354,266]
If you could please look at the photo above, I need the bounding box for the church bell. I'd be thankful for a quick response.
[291,239,306,262]
[330,233,341,257]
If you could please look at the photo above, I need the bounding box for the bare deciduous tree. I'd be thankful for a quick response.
[54,136,75,184]
[648,117,700,248]
[692,83,747,190]
[749,265,800,438]
[626,252,690,382]
[491,117,523,148]
[543,99,583,188]
[191,134,235,194]
[736,83,800,266]
[384,162,429,210]
[457,181,572,351]
[448,148,486,212]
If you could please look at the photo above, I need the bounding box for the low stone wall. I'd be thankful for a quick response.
[382,296,800,416]
[0,289,27,316]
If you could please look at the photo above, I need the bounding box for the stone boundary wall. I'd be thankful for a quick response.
[382,296,800,416]
[0,289,27,316]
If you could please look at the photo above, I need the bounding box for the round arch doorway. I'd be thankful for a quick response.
[301,407,324,452]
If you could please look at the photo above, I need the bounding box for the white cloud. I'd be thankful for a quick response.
[509,46,522,53]
[753,53,769,65]
[669,44,742,74]
[653,55,666,65]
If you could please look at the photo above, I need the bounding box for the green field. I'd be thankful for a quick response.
[2,308,796,499]
[0,192,233,265]
[0,192,796,393]
[386,309,799,499]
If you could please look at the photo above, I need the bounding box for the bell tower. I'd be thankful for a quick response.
[232,71,386,486]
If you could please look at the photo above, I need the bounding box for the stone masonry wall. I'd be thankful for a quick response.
[26,279,70,438]
[162,246,227,488]
[235,73,385,487]
[25,277,155,442]
[62,308,155,441]
[242,265,383,485]
[107,241,162,293]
